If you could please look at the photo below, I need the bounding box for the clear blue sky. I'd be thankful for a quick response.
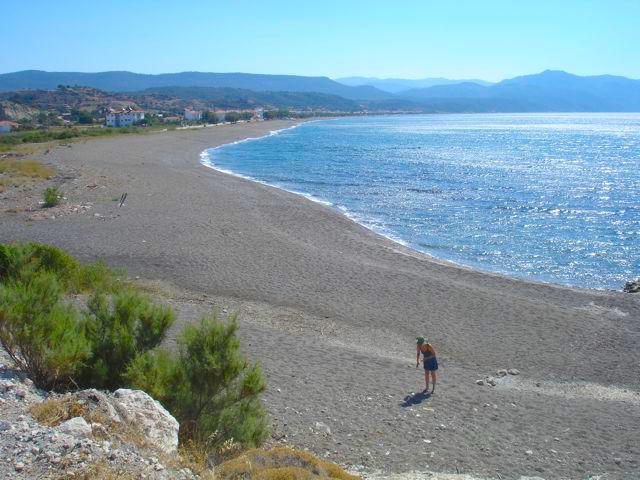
[3,0,639,81]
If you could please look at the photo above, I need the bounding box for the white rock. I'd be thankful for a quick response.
[497,369,508,377]
[525,449,534,455]
[475,379,485,386]
[314,421,332,435]
[508,369,520,375]
[113,389,179,453]
[57,417,92,437]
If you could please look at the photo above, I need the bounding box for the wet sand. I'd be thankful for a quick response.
[1,120,639,479]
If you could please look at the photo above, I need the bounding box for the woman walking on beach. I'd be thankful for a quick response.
[416,336,438,394]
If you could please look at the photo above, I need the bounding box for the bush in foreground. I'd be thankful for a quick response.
[80,290,175,390]
[126,313,269,450]
[1,242,270,455]
[0,242,172,391]
[0,242,121,294]
[0,271,90,390]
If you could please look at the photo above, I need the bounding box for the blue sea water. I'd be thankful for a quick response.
[202,114,640,290]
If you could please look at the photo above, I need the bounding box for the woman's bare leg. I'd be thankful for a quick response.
[424,370,429,392]
[430,371,437,393]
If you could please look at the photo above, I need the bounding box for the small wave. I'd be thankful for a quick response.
[200,127,338,210]
[200,131,415,251]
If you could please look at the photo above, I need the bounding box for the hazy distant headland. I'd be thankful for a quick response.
[1,69,640,113]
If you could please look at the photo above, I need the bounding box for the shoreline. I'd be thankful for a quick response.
[198,119,628,295]
[1,120,639,478]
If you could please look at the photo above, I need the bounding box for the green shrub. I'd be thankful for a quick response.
[0,272,90,390]
[0,242,268,456]
[127,313,269,450]
[0,243,28,281]
[0,242,120,293]
[43,186,62,207]
[73,260,122,293]
[0,242,171,392]
[0,242,77,283]
[79,290,174,390]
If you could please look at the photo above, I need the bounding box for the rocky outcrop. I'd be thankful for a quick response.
[112,389,179,454]
[0,351,192,479]
[56,416,92,437]
[623,279,640,293]
[0,101,38,122]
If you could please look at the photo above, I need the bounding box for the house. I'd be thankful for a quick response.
[105,107,145,127]
[184,109,202,122]
[0,120,18,133]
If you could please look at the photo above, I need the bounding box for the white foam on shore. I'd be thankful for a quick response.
[199,123,414,250]
[200,134,587,288]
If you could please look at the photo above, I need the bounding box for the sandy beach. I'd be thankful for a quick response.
[1,120,639,479]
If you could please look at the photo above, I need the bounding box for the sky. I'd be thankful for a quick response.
[2,0,640,82]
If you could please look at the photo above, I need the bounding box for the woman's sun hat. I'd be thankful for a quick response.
[416,336,427,344]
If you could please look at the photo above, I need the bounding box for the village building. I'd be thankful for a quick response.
[105,107,145,127]
[184,109,202,122]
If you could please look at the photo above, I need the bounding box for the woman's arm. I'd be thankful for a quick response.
[416,345,421,367]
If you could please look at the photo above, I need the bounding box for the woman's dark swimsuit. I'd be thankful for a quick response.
[422,348,438,371]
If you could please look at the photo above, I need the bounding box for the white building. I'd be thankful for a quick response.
[184,109,202,122]
[106,108,145,127]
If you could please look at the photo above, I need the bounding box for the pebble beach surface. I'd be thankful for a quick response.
[1,121,639,479]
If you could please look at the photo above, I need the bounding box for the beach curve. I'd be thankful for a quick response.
[1,120,639,479]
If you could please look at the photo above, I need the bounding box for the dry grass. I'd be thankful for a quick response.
[216,447,361,480]
[29,396,150,446]
[160,439,211,476]
[62,462,138,480]
[31,396,216,478]
[29,396,94,427]
[0,158,55,193]
[0,158,54,178]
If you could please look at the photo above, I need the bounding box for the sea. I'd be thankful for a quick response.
[201,114,640,290]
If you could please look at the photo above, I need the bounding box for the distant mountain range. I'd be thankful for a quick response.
[1,69,639,112]
[336,76,493,93]
[401,70,640,112]
[0,70,393,101]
